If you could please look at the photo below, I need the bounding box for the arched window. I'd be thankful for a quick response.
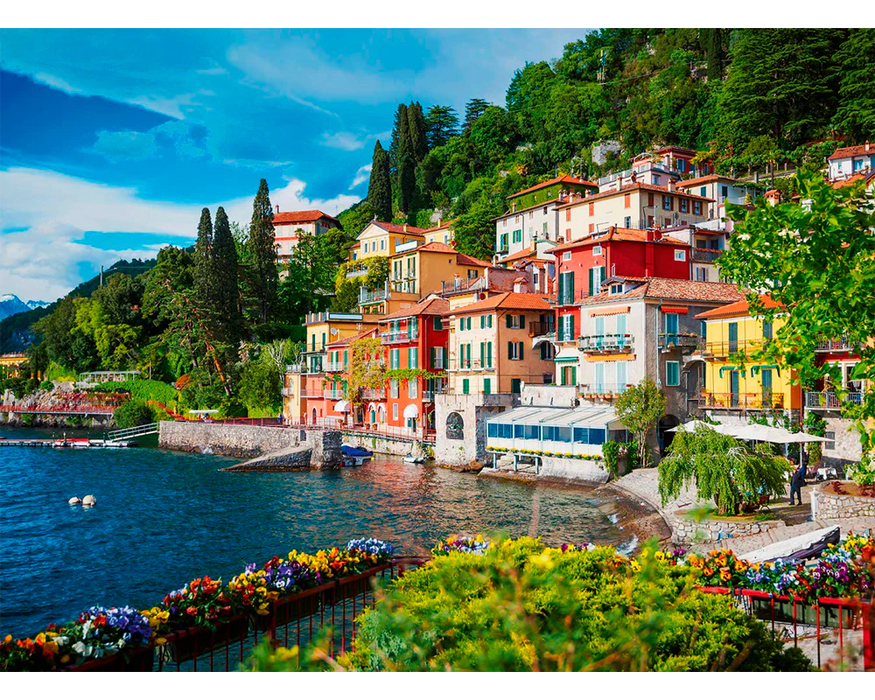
[446,412,464,441]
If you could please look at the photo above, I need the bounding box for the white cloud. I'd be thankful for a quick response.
[91,130,160,162]
[0,167,361,300]
[350,164,372,189]
[320,132,367,151]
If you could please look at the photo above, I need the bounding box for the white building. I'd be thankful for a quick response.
[827,143,874,182]
[273,209,341,265]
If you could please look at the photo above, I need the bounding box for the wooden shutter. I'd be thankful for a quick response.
[506,314,512,328]
[508,341,513,359]
[519,314,526,329]
[519,341,524,360]
[588,268,595,296]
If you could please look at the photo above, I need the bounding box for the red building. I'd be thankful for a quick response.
[377,295,450,436]
[549,227,692,341]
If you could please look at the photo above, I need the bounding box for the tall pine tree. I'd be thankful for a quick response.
[245,179,279,326]
[407,101,428,162]
[391,103,416,214]
[832,28,875,142]
[368,140,392,222]
[212,206,242,344]
[193,207,214,311]
[425,105,460,148]
[463,98,491,132]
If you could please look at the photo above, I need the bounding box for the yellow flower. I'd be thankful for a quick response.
[654,551,666,562]
[44,641,59,654]
[35,633,46,645]
[60,654,70,664]
[631,561,641,572]
[156,637,167,646]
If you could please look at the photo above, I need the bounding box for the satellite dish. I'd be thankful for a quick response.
[330,328,339,336]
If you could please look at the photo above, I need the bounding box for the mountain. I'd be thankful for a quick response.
[0,294,32,321]
[27,299,49,310]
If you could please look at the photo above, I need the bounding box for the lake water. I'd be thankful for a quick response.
[0,426,629,638]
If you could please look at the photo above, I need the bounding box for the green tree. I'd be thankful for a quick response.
[113,399,157,429]
[280,228,336,320]
[425,105,460,149]
[406,101,428,162]
[238,361,281,411]
[212,206,242,346]
[832,28,875,142]
[719,171,875,470]
[615,377,666,469]
[391,104,416,214]
[193,207,214,311]
[452,197,502,261]
[463,98,491,132]
[245,179,279,325]
[346,336,385,407]
[367,140,392,222]
[658,426,789,515]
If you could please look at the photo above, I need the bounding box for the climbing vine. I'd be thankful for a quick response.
[346,337,385,406]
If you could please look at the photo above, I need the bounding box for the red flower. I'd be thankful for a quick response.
[186,606,198,616]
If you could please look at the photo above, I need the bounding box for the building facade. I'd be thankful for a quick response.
[273,209,341,265]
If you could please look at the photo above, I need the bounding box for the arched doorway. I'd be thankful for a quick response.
[311,407,317,425]
[658,415,681,455]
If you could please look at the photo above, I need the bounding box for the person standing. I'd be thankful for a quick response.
[789,459,807,505]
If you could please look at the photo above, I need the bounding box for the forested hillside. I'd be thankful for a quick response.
[349,28,874,259]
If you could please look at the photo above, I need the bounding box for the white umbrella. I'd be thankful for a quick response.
[667,420,738,435]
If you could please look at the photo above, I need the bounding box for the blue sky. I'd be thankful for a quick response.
[0,29,591,301]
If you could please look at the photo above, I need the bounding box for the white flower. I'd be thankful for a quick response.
[72,641,91,657]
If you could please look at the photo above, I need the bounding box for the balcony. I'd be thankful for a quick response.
[805,391,863,410]
[700,392,786,410]
[382,329,419,344]
[529,320,555,337]
[441,276,482,294]
[658,333,702,350]
[447,358,493,372]
[703,339,768,357]
[422,391,434,403]
[578,334,634,354]
[281,387,294,397]
[325,363,345,373]
[285,363,303,374]
[305,311,365,325]
[691,247,723,263]
[361,387,386,401]
[323,389,345,400]
[816,337,853,352]
[359,283,389,304]
[345,265,368,279]
[579,383,630,399]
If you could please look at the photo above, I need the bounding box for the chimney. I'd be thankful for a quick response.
[275,205,280,213]
[866,141,871,152]
[403,224,407,232]
[667,180,675,193]
[438,217,442,226]
[512,202,517,213]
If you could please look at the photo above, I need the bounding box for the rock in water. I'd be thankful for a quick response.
[68,496,81,505]
[82,494,97,507]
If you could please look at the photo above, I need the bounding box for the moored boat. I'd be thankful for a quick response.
[341,445,373,465]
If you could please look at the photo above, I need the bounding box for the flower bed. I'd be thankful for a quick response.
[1,538,395,672]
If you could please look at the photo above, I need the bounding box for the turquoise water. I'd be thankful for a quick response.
[0,426,626,638]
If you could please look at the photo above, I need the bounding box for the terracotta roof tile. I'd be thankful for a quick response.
[585,278,743,305]
[828,144,873,160]
[551,227,690,253]
[273,210,340,225]
[695,294,783,319]
[455,253,492,267]
[379,295,450,322]
[508,175,597,199]
[557,182,714,210]
[370,221,427,235]
[676,174,738,188]
[449,292,553,315]
[325,327,379,347]
[498,246,536,263]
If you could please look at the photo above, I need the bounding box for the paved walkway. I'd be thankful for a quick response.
[611,468,874,554]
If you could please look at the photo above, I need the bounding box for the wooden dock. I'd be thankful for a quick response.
[0,438,54,447]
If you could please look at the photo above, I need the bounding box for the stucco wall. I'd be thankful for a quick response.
[434,393,517,466]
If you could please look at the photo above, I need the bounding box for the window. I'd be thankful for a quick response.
[483,378,491,395]
[390,348,400,369]
[824,431,835,451]
[610,283,623,295]
[380,239,386,250]
[563,251,572,261]
[763,320,773,340]
[588,223,595,234]
[593,245,603,256]
[431,347,445,369]
[588,266,605,296]
[364,242,369,253]
[666,361,680,386]
[408,347,418,368]
[566,208,572,222]
[408,378,418,398]
[663,196,672,211]
[695,267,707,281]
[529,211,533,219]
[511,378,522,393]
[693,201,702,216]
[679,198,688,214]
[499,233,508,251]
[678,159,687,172]
[343,350,348,369]
[390,379,399,398]
[542,221,548,234]
[624,216,631,228]
[462,379,470,395]
[624,193,631,208]
[648,193,654,207]
[393,403,398,420]
[674,249,687,262]
[539,342,554,360]
[512,229,522,243]
[508,341,524,360]
[700,186,707,198]
[721,185,729,199]
[433,317,443,331]
[559,314,575,342]
[588,202,595,216]
[653,175,660,185]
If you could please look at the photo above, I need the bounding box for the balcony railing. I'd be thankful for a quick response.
[816,337,853,352]
[359,284,389,304]
[805,391,863,409]
[529,320,555,337]
[700,392,786,410]
[579,382,630,398]
[345,265,368,279]
[691,247,723,263]
[285,363,303,374]
[361,388,386,400]
[447,358,493,371]
[441,277,482,294]
[325,363,345,372]
[578,334,634,353]
[703,339,769,357]
[281,387,293,397]
[323,389,345,400]
[422,391,434,403]
[658,333,701,350]
[382,329,419,344]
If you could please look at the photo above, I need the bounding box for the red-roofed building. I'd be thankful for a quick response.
[827,142,875,182]
[272,208,341,265]
[597,146,713,194]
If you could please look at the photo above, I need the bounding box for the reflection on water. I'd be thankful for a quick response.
[0,431,624,637]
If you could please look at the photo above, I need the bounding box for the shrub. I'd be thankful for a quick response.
[112,399,157,429]
[603,440,621,477]
[342,539,811,672]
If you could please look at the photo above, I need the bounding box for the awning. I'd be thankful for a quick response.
[669,421,830,444]
[403,404,419,419]
[554,349,579,363]
[487,405,621,429]
[334,400,350,413]
[589,306,630,317]
[662,306,688,314]
[532,335,554,349]
[584,353,635,362]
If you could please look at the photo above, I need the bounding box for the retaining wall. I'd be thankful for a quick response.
[812,484,875,519]
[670,514,785,545]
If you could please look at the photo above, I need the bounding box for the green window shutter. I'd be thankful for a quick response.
[570,315,575,340]
[568,272,574,301]
[519,342,524,360]
[508,341,513,359]
[571,366,577,385]
[558,272,565,301]
[519,314,526,329]
[430,347,435,367]
[480,342,485,367]
[588,268,594,296]
[484,378,491,395]
[462,379,469,395]
[487,342,492,368]
[506,314,512,328]
[487,314,492,328]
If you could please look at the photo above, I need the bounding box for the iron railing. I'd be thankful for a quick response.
[323,389,345,400]
[381,329,419,343]
[691,247,722,263]
[658,333,701,349]
[578,334,634,353]
[816,337,853,352]
[700,392,786,410]
[805,391,863,409]
[529,320,555,337]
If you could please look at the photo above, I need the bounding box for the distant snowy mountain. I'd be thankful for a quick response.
[0,294,49,321]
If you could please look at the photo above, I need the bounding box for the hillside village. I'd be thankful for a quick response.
[278,142,875,473]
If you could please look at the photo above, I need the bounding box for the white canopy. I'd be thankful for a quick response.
[403,404,419,419]
[488,405,620,429]
[669,420,829,444]
[334,400,350,413]
[668,420,736,435]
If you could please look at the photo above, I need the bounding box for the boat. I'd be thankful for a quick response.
[403,454,425,464]
[341,445,373,465]
[52,438,91,449]
[89,439,138,448]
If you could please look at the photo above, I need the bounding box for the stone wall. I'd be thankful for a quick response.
[158,421,342,467]
[670,514,785,545]
[811,484,875,519]
[537,456,610,484]
[341,432,417,457]
[434,393,518,466]
[821,416,863,467]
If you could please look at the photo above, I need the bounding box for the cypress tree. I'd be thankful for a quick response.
[212,206,242,342]
[407,101,428,162]
[391,103,416,214]
[245,179,279,325]
[193,207,213,310]
[368,140,392,222]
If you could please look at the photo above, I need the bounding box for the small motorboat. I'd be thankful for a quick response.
[53,438,91,449]
[341,445,373,465]
[89,439,137,448]
[403,454,425,464]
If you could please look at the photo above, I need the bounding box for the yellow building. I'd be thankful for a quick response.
[696,295,802,414]
[389,242,491,297]
[0,352,30,379]
[446,292,555,395]
[349,221,427,261]
[421,220,454,245]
